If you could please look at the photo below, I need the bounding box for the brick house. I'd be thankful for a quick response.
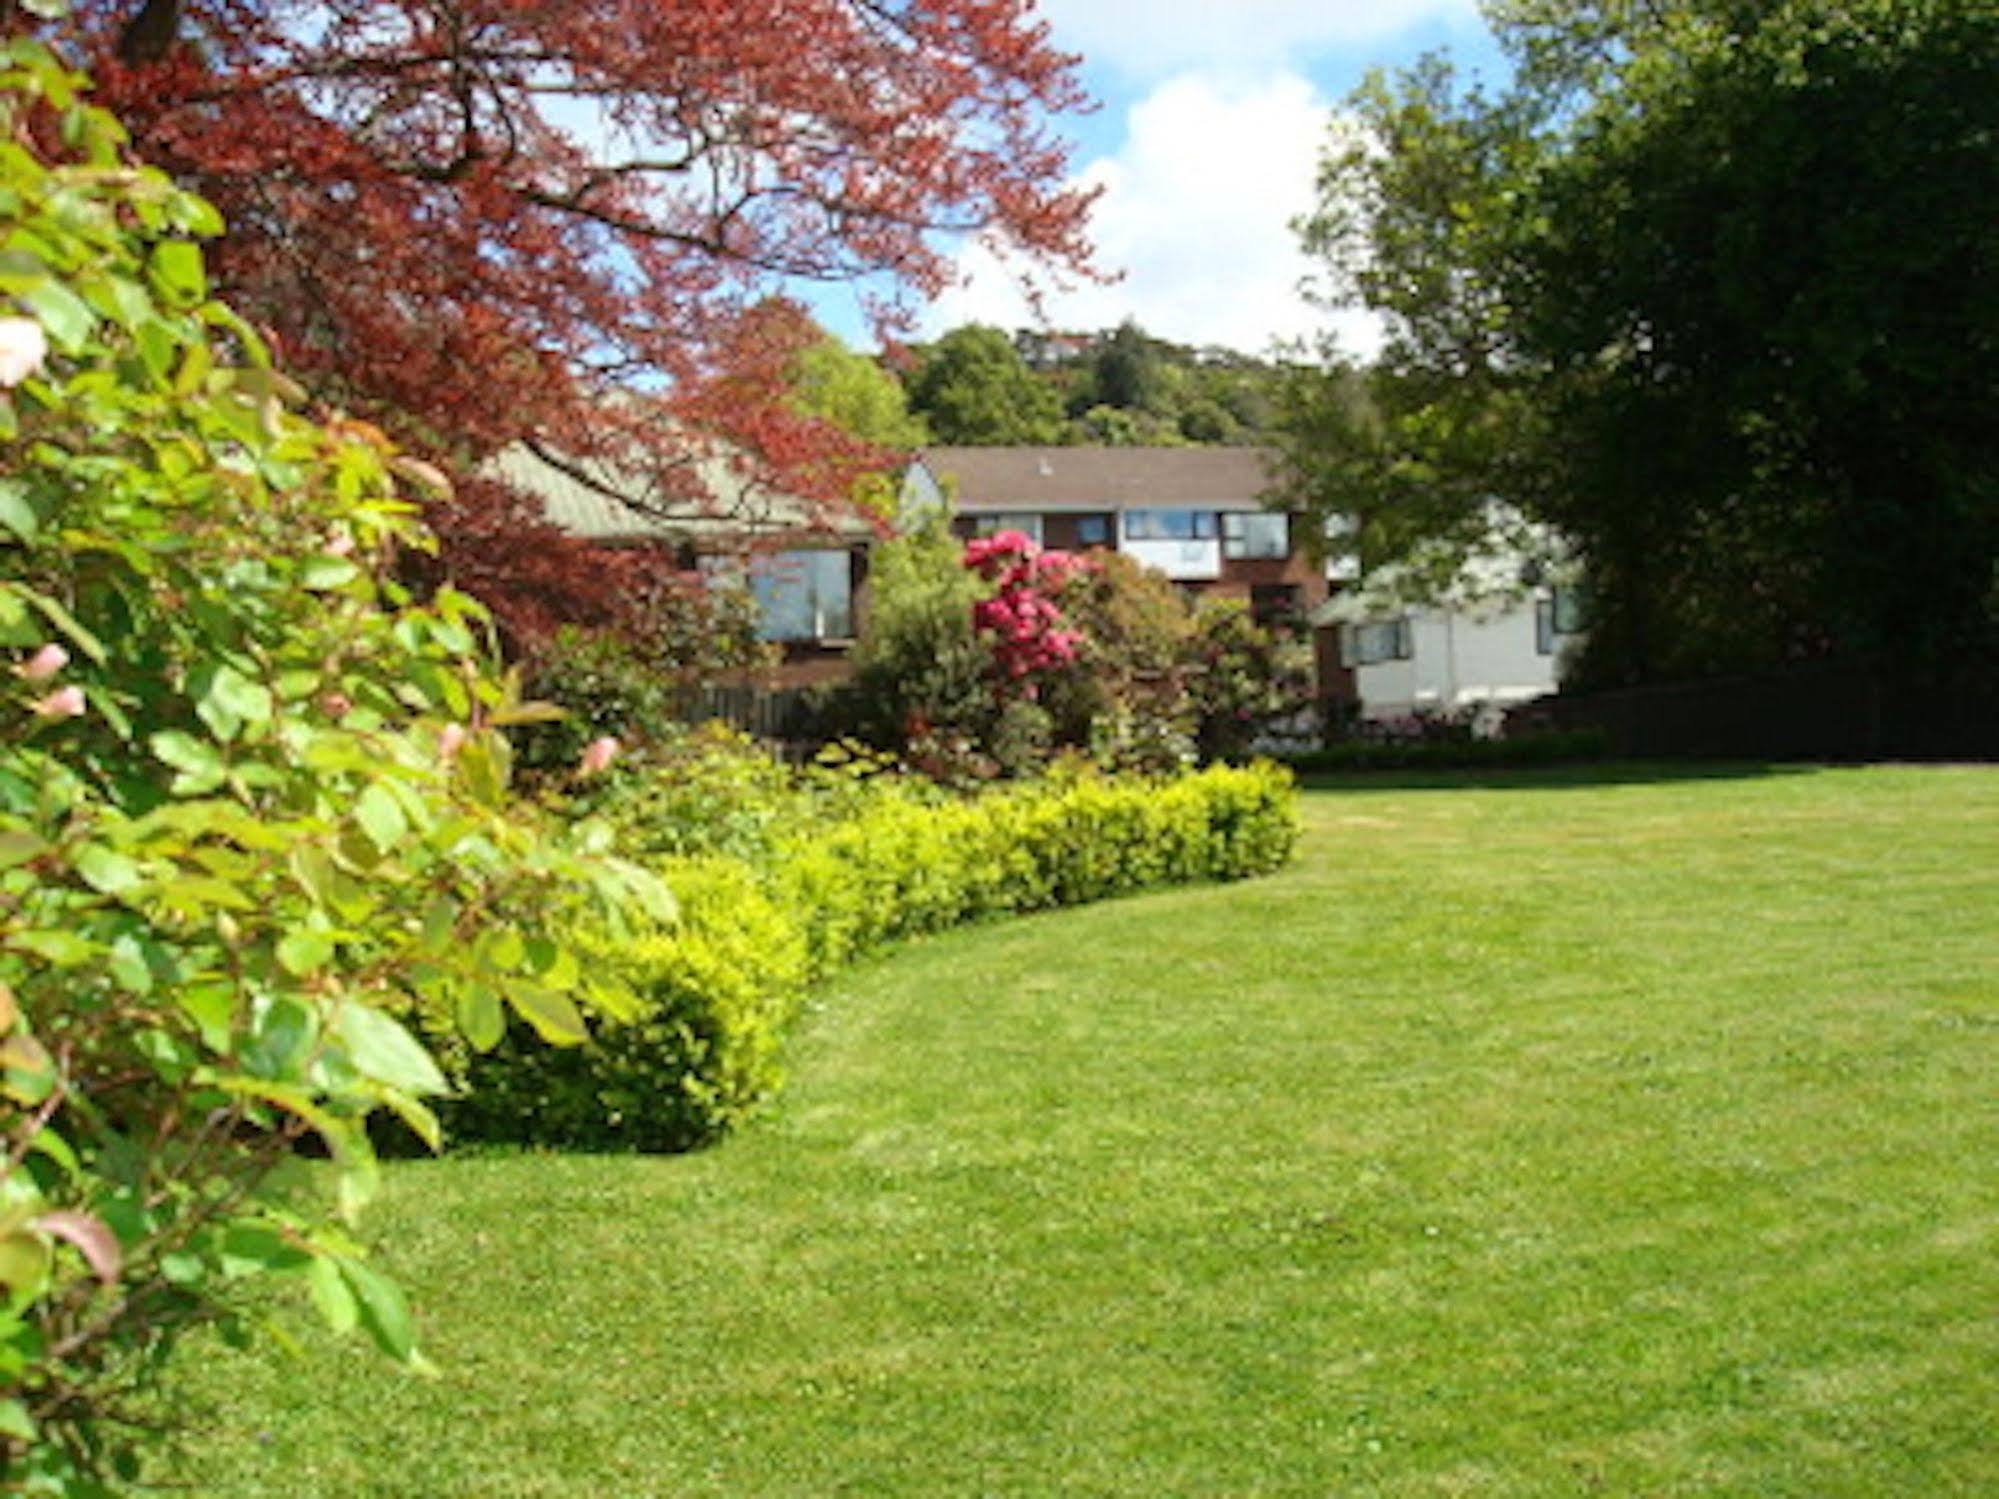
[902,445,1352,697]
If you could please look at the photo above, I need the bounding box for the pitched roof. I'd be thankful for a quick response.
[916,446,1279,512]
[489,442,872,545]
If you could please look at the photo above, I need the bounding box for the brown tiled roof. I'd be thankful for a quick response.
[918,446,1279,512]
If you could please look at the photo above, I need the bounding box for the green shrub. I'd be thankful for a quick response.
[446,859,806,1151]
[452,761,1300,1152]
[1283,730,1609,773]
[0,45,665,1488]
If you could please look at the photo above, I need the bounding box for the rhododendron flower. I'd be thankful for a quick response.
[32,685,84,718]
[580,736,619,775]
[16,643,68,682]
[0,317,48,387]
[437,722,468,761]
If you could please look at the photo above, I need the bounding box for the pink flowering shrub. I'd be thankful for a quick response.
[963,530,1092,684]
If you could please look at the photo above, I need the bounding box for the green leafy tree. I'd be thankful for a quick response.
[906,325,1067,446]
[1279,0,1998,685]
[0,42,665,1488]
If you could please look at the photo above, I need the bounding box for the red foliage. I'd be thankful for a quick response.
[25,1,1096,639]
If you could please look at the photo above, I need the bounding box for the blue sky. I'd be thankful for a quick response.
[816,0,1509,358]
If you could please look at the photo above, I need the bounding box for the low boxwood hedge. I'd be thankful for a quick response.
[443,761,1298,1151]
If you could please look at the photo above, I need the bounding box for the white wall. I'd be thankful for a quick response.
[1354,600,1559,720]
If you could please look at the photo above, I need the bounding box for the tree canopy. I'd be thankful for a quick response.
[1278,0,1999,686]
[14,0,1098,637]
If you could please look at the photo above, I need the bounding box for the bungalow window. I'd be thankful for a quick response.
[1341,617,1414,667]
[1221,511,1289,560]
[1073,513,1111,547]
[1535,586,1586,655]
[1125,509,1217,541]
[751,549,853,643]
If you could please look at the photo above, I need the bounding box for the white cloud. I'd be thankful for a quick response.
[924,72,1378,358]
[1036,0,1480,80]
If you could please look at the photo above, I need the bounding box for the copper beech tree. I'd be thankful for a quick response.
[17,0,1097,636]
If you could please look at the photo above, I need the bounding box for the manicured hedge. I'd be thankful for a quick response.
[1283,730,1609,774]
[444,761,1298,1150]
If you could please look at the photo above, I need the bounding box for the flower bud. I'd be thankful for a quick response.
[319,691,353,720]
[17,643,68,682]
[579,736,620,775]
[437,722,468,762]
[32,685,85,718]
[0,317,49,387]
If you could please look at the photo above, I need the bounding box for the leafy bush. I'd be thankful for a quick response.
[1283,730,1610,773]
[0,46,664,1489]
[448,759,1299,1150]
[444,858,806,1152]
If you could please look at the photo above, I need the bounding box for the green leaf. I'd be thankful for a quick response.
[177,981,235,1053]
[0,1398,34,1443]
[219,1225,311,1279]
[337,1256,416,1362]
[306,1254,357,1335]
[503,982,587,1046]
[0,829,48,870]
[0,479,36,542]
[151,729,226,793]
[353,783,407,856]
[240,997,318,1082]
[275,928,336,978]
[148,239,207,307]
[73,842,141,897]
[8,928,94,966]
[16,275,94,353]
[196,663,273,741]
[299,556,359,591]
[332,1001,446,1097]
[456,985,504,1052]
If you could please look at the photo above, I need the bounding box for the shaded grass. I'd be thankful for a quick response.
[172,765,1998,1495]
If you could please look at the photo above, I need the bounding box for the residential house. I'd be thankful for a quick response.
[903,445,1332,622]
[1309,549,1582,723]
[488,441,874,688]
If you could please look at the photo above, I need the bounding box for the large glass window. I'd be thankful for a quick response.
[1535,586,1586,655]
[1342,617,1413,667]
[1124,509,1217,541]
[752,549,853,642]
[1221,511,1289,560]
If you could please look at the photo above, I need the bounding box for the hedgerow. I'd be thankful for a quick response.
[448,760,1300,1152]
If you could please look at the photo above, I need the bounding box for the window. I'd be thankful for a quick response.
[963,512,1042,544]
[1341,617,1413,667]
[1124,508,1217,541]
[751,549,853,642]
[1221,511,1290,560]
[1073,513,1110,547]
[1535,586,1586,655]
[1251,584,1302,628]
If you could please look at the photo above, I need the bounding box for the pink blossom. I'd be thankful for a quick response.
[319,691,353,719]
[579,736,620,775]
[0,317,48,387]
[16,643,68,682]
[325,532,356,558]
[32,685,84,718]
[437,722,468,762]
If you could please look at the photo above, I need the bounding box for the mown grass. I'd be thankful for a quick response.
[171,765,1998,1496]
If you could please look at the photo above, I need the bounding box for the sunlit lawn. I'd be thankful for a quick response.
[173,764,1998,1496]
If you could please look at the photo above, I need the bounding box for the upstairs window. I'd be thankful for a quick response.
[1221,511,1289,560]
[1125,509,1217,541]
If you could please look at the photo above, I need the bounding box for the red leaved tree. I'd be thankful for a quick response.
[16,0,1096,637]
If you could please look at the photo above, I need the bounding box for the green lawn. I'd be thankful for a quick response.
[173,765,1998,1496]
